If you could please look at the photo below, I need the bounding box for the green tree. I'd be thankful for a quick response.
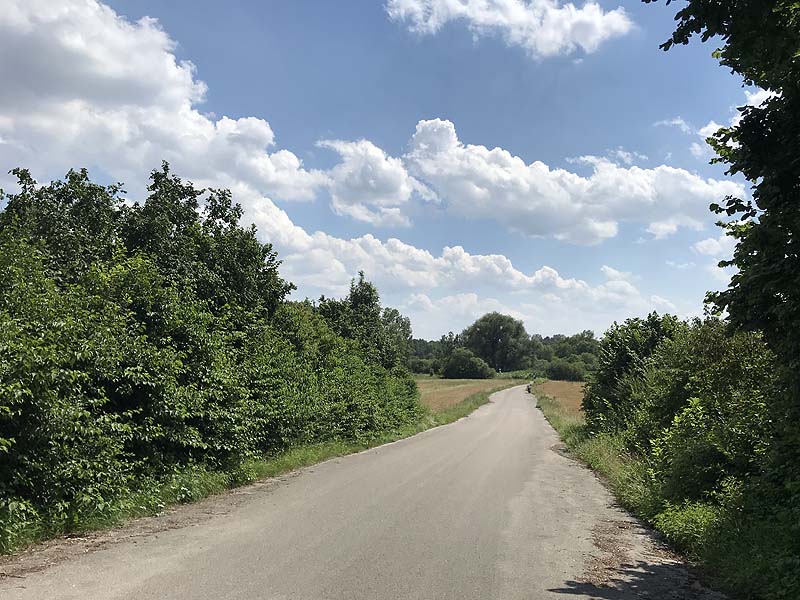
[648,4,800,588]
[381,307,412,368]
[0,167,423,552]
[545,359,586,382]
[441,348,494,379]
[582,312,683,432]
[461,312,529,372]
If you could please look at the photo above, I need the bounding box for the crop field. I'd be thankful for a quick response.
[414,376,527,412]
[532,380,585,415]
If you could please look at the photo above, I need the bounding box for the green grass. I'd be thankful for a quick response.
[534,391,663,525]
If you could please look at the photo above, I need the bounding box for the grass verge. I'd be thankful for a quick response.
[531,384,800,599]
[533,387,660,515]
[3,379,526,556]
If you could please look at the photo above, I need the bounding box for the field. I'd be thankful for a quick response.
[532,380,585,415]
[414,376,528,412]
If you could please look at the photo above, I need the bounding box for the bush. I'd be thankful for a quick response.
[0,167,424,552]
[545,358,586,381]
[441,348,495,379]
[582,312,683,433]
[571,313,800,598]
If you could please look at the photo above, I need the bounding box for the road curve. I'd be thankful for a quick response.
[1,385,720,600]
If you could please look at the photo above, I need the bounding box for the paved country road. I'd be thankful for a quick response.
[0,386,723,600]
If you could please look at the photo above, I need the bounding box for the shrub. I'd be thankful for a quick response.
[0,167,424,552]
[545,358,586,381]
[441,349,495,379]
[582,312,684,433]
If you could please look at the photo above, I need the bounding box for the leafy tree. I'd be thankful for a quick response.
[646,4,800,591]
[648,0,800,457]
[381,307,412,368]
[123,163,293,319]
[583,312,683,432]
[318,271,413,370]
[461,312,529,372]
[436,332,460,360]
[0,167,422,552]
[441,348,494,379]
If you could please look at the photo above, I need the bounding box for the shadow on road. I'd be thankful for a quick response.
[549,560,722,599]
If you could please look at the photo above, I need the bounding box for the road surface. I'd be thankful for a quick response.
[0,385,721,599]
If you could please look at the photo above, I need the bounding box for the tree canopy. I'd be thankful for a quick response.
[0,166,421,552]
[461,312,529,372]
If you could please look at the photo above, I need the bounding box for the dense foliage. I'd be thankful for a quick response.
[410,314,599,380]
[0,166,422,552]
[440,348,495,379]
[630,1,800,596]
[583,315,798,598]
[528,330,599,380]
[461,313,528,372]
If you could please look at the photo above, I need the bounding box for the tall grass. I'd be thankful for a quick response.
[535,393,661,517]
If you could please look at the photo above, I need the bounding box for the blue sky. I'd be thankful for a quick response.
[0,0,756,338]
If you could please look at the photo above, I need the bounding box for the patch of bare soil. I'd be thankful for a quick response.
[562,516,728,599]
[0,471,298,580]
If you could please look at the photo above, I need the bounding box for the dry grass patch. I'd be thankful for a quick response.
[533,380,585,415]
[415,377,526,412]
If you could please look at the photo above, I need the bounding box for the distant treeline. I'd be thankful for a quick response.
[409,312,599,380]
[0,166,421,552]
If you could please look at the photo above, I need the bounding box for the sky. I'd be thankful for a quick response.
[0,0,759,339]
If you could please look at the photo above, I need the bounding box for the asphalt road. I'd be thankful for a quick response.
[1,385,720,600]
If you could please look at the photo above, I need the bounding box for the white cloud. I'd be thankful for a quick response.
[697,120,723,139]
[239,184,676,336]
[693,233,737,284]
[609,147,648,165]
[403,293,528,337]
[659,90,775,162]
[654,117,693,135]
[404,119,741,244]
[743,88,776,109]
[692,89,777,157]
[666,260,696,270]
[0,0,695,339]
[386,0,633,58]
[600,265,634,282]
[317,139,434,227]
[693,233,736,258]
[0,0,327,201]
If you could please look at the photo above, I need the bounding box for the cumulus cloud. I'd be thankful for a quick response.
[0,0,327,200]
[386,0,633,58]
[608,147,648,165]
[0,0,692,338]
[317,139,434,227]
[245,186,675,335]
[693,89,777,157]
[600,265,635,282]
[404,119,741,244]
[693,233,736,258]
[666,260,696,270]
[693,233,737,283]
